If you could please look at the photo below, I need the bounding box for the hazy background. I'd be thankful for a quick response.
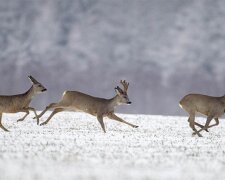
[0,0,225,115]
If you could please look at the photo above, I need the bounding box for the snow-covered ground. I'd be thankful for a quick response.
[0,112,225,180]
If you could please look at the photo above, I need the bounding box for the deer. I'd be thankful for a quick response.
[36,80,138,132]
[179,93,225,137]
[0,76,47,132]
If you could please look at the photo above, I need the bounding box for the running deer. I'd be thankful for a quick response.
[179,94,224,137]
[36,80,138,132]
[0,76,47,131]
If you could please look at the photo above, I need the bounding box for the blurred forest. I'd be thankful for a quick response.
[1,0,225,115]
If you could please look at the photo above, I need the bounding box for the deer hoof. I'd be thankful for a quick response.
[40,122,46,126]
[133,125,139,128]
[192,132,203,137]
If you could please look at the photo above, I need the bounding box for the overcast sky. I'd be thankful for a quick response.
[0,0,225,115]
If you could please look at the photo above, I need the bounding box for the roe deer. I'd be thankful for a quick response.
[36,80,138,132]
[179,94,224,137]
[0,76,47,131]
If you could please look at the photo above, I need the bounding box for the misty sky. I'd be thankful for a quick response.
[0,0,225,115]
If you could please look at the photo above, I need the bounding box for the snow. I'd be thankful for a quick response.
[1,112,225,180]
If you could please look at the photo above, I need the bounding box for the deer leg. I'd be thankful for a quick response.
[195,122,209,132]
[207,118,219,129]
[34,103,59,119]
[188,114,203,137]
[17,110,29,122]
[193,117,219,135]
[40,108,64,126]
[204,116,214,129]
[193,116,214,135]
[107,113,139,128]
[0,113,9,132]
[27,107,40,125]
[97,115,106,133]
[189,117,209,132]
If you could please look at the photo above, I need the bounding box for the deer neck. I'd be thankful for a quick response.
[221,95,225,103]
[24,86,35,99]
[108,95,121,110]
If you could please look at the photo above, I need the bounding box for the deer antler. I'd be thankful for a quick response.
[120,80,129,93]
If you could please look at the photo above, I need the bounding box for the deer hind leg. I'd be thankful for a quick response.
[193,121,209,132]
[35,103,59,119]
[0,113,9,132]
[188,113,203,137]
[97,115,106,133]
[40,108,64,126]
[193,117,218,135]
[204,116,214,129]
[194,116,214,135]
[107,113,139,128]
[207,118,219,129]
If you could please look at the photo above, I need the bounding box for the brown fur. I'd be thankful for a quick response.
[179,94,224,137]
[37,80,138,132]
[0,76,46,131]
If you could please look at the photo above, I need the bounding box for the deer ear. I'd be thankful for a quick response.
[115,87,119,95]
[28,76,33,84]
[28,75,38,84]
[115,86,123,95]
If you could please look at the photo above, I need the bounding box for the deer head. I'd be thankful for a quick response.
[115,80,131,105]
[28,75,47,93]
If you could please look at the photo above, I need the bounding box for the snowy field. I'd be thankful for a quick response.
[1,112,225,180]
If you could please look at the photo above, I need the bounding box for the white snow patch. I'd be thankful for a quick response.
[0,112,225,180]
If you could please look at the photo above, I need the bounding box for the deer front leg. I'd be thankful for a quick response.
[97,115,106,133]
[17,109,29,122]
[107,113,138,128]
[27,107,40,125]
[0,113,9,132]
